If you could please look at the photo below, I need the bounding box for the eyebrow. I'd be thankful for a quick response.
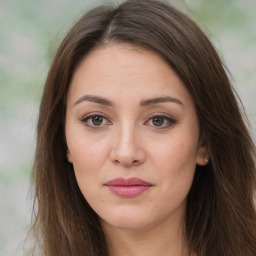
[73,95,183,107]
[140,96,183,107]
[74,95,113,106]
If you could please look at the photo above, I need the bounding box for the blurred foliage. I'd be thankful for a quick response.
[0,0,255,113]
[0,0,255,255]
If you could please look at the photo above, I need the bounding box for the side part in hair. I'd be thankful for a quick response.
[29,1,256,255]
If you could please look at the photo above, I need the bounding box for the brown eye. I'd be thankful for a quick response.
[152,116,164,126]
[145,114,177,129]
[81,114,110,128]
[92,116,103,126]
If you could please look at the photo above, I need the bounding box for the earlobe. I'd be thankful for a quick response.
[196,155,209,166]
[196,138,209,166]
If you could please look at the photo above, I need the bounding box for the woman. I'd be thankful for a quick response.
[28,0,256,255]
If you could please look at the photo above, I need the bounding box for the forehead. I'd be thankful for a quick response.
[68,43,193,106]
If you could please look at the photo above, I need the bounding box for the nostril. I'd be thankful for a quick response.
[114,159,119,164]
[109,141,146,167]
[112,158,139,167]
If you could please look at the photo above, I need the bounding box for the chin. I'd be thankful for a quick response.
[99,209,158,231]
[103,218,151,231]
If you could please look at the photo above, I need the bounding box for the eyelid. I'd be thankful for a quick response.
[81,112,108,120]
[80,112,112,126]
[144,112,177,128]
[79,112,176,129]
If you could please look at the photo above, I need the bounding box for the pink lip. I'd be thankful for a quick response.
[104,177,153,197]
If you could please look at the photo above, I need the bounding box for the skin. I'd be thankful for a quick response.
[65,43,208,256]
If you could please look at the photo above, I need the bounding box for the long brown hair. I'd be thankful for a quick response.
[28,0,256,255]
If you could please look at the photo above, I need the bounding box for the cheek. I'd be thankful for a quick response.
[152,135,198,171]
[66,131,110,200]
[68,139,108,204]
[151,135,198,197]
[70,140,108,174]
[66,122,110,168]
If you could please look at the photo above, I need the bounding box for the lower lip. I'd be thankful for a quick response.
[106,185,151,197]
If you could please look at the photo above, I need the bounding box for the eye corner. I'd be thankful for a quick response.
[80,112,112,128]
[144,113,177,129]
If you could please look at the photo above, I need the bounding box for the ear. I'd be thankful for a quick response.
[196,138,209,166]
[66,149,73,163]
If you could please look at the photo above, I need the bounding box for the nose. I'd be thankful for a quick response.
[109,124,146,167]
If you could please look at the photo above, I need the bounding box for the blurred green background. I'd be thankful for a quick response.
[0,0,255,255]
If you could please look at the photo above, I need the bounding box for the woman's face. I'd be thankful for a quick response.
[65,43,207,231]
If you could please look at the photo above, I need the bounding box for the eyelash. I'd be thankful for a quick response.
[81,112,111,128]
[80,112,177,129]
[144,113,177,128]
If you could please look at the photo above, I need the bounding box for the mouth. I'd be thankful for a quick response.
[104,177,153,198]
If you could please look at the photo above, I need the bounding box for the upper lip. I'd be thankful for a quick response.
[105,177,152,186]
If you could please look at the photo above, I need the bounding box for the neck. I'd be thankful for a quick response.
[102,214,188,256]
